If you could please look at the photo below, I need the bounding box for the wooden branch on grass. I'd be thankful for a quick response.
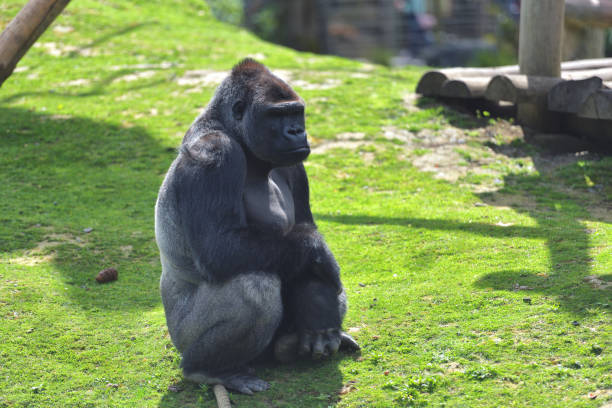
[0,0,71,87]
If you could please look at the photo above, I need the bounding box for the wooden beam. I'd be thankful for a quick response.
[439,77,491,98]
[0,0,71,87]
[565,0,612,28]
[485,75,563,103]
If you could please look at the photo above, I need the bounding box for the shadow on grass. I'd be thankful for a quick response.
[1,71,169,103]
[0,106,347,406]
[0,106,172,311]
[416,96,516,129]
[69,21,159,57]
[158,358,347,408]
[315,164,610,315]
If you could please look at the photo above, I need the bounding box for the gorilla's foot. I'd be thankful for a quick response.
[183,369,270,395]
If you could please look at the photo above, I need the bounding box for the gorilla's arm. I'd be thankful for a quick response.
[173,132,325,284]
[282,164,342,291]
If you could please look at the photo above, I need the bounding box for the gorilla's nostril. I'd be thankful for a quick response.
[287,127,304,136]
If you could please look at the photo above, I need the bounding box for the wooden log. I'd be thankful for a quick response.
[575,89,612,120]
[0,0,72,87]
[519,0,565,77]
[485,75,564,103]
[416,59,612,96]
[416,66,518,96]
[548,77,603,113]
[486,69,612,103]
[439,77,490,98]
[565,0,612,28]
[560,58,612,71]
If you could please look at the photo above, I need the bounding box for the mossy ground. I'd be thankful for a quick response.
[0,1,610,407]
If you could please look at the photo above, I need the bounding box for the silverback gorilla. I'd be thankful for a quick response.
[155,59,358,394]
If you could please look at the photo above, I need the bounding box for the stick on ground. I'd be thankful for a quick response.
[213,384,231,408]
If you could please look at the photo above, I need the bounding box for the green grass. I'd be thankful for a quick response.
[1,1,610,407]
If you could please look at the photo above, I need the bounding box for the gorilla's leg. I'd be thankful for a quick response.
[161,271,282,394]
[274,279,358,362]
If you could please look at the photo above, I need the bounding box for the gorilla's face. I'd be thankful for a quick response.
[233,72,310,167]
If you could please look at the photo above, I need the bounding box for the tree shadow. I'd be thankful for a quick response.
[67,21,159,57]
[416,96,516,129]
[1,70,169,103]
[473,148,611,313]
[0,106,174,311]
[315,167,610,315]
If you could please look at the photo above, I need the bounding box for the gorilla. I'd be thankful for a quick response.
[155,58,358,394]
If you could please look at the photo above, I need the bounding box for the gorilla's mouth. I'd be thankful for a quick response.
[284,146,310,154]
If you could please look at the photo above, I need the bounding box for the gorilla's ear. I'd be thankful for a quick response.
[232,100,245,121]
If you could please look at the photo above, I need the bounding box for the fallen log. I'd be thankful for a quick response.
[0,0,71,87]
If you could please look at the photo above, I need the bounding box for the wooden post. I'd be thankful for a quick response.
[517,0,565,131]
[0,0,71,87]
[519,0,565,77]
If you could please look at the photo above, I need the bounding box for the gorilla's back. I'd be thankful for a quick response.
[155,160,199,285]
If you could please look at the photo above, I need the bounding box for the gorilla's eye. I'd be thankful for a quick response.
[232,101,245,120]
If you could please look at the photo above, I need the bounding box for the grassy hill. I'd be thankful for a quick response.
[0,1,610,407]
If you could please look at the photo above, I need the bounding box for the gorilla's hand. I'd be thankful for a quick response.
[298,329,360,359]
[312,245,342,293]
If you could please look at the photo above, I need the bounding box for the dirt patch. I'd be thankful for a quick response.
[114,70,157,83]
[33,42,100,57]
[583,275,612,290]
[176,70,227,87]
[10,233,87,266]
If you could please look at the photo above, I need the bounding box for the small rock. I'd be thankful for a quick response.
[167,384,182,393]
[474,202,488,207]
[96,268,118,283]
[106,383,119,388]
[83,227,93,233]
[590,345,603,355]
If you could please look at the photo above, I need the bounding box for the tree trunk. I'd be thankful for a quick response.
[0,0,71,87]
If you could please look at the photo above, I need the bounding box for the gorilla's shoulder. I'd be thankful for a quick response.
[179,131,243,168]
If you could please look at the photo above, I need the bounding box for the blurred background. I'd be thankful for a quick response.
[206,0,612,67]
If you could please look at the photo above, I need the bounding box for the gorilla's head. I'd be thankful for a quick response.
[216,59,310,167]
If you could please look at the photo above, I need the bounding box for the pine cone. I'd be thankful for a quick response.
[96,267,118,283]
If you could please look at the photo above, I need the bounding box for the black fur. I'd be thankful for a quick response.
[155,59,356,394]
